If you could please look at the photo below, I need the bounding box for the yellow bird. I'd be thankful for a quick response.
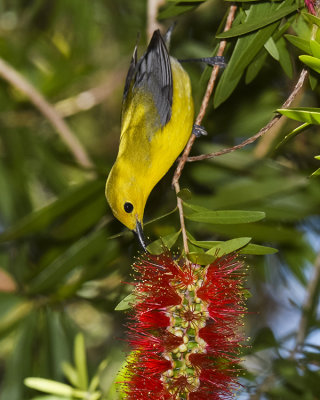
[106,29,194,249]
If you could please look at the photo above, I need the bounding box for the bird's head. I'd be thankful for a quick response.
[105,164,147,251]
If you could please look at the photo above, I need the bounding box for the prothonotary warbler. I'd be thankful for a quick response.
[106,29,224,250]
[106,29,194,250]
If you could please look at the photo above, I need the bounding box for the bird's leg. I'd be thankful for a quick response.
[192,124,207,137]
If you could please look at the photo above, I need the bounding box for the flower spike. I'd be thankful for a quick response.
[123,252,247,400]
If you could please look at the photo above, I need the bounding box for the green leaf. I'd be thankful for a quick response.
[88,359,108,393]
[115,292,137,311]
[177,188,192,201]
[264,37,279,60]
[186,210,266,224]
[302,11,320,27]
[28,229,112,293]
[311,167,320,177]
[183,202,209,213]
[239,243,278,254]
[224,0,278,1]
[276,122,310,148]
[187,252,216,265]
[189,238,277,255]
[158,2,203,19]
[299,54,320,73]
[285,34,311,54]
[74,333,88,391]
[147,231,181,255]
[309,71,318,89]
[277,36,293,78]
[310,39,320,58]
[245,49,268,83]
[206,237,252,256]
[0,180,105,242]
[0,299,33,339]
[278,107,320,124]
[24,378,84,398]
[31,396,70,400]
[214,1,280,107]
[62,362,79,389]
[167,0,205,2]
[216,4,298,38]
[50,194,107,240]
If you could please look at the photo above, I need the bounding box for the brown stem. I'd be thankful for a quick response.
[55,67,126,117]
[187,68,309,163]
[172,5,238,254]
[173,181,190,254]
[0,58,94,171]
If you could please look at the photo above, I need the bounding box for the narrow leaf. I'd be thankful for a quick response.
[24,378,81,397]
[147,231,181,255]
[311,167,320,177]
[299,54,320,73]
[177,188,192,201]
[276,36,293,78]
[206,237,252,256]
[245,49,268,83]
[158,3,202,19]
[278,107,320,124]
[187,252,216,265]
[0,180,104,242]
[28,230,110,293]
[189,238,278,255]
[186,210,266,224]
[115,293,137,311]
[276,122,310,148]
[285,34,311,54]
[62,362,79,389]
[216,4,298,38]
[310,39,320,57]
[74,333,88,391]
[239,243,278,254]
[214,18,279,107]
[264,37,280,60]
[302,11,320,27]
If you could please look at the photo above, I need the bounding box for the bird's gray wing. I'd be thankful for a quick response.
[121,30,173,134]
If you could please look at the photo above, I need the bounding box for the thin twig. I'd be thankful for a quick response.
[187,68,309,162]
[0,57,94,171]
[172,5,237,254]
[291,252,320,357]
[147,0,166,40]
[55,67,126,117]
[173,181,190,254]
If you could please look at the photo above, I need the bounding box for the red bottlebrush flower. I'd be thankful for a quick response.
[305,0,316,14]
[123,252,247,400]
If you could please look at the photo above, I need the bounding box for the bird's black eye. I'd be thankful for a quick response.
[124,202,134,213]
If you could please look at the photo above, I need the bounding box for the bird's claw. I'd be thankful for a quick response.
[192,124,207,137]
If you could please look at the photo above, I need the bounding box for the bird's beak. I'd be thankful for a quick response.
[134,220,147,252]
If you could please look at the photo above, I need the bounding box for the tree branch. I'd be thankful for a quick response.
[55,67,126,117]
[172,5,238,254]
[187,68,309,163]
[0,57,94,171]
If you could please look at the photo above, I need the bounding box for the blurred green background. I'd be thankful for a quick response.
[0,0,319,399]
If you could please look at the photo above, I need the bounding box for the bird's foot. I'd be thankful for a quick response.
[192,124,207,138]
